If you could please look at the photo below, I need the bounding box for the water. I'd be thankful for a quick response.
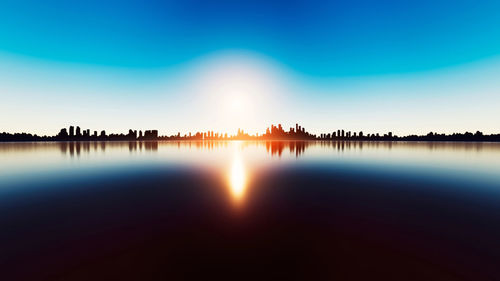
[1,141,499,280]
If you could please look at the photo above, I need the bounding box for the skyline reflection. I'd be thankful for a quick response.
[49,140,500,159]
[1,140,500,186]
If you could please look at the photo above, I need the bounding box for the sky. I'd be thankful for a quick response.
[1,0,499,136]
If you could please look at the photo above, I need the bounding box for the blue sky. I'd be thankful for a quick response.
[1,0,499,135]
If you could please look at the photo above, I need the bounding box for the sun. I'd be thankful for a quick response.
[188,51,287,131]
[229,98,242,111]
[227,94,249,114]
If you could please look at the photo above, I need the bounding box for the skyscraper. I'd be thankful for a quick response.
[58,128,68,138]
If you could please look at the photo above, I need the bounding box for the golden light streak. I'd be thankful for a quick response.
[228,149,247,202]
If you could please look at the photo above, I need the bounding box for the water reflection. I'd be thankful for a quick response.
[266,141,308,157]
[228,149,247,203]
[1,140,500,280]
[3,140,492,160]
[1,140,500,183]
[58,141,159,157]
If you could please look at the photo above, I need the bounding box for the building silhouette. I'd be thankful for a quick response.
[1,123,500,142]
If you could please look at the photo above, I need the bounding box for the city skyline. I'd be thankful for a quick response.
[1,0,500,136]
[1,123,499,142]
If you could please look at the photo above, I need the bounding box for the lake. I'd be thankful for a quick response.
[1,141,499,280]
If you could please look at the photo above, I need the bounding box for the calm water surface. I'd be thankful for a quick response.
[1,141,499,280]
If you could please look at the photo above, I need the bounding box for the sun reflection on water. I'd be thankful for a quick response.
[228,148,247,203]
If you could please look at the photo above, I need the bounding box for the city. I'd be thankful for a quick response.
[0,123,499,142]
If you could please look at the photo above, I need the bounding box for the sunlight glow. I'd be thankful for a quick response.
[186,52,287,133]
[228,151,247,202]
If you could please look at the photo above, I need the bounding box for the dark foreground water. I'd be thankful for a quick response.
[1,141,499,280]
